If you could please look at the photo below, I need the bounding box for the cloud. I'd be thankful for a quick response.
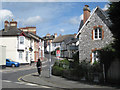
[69,16,80,25]
[23,16,43,26]
[102,4,110,11]
[60,29,64,33]
[0,9,14,21]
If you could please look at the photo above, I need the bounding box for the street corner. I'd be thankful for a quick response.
[19,72,60,89]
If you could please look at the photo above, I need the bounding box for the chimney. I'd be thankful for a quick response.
[74,33,77,38]
[83,5,91,24]
[10,19,17,29]
[46,33,50,37]
[59,34,62,36]
[4,20,9,31]
[54,33,57,38]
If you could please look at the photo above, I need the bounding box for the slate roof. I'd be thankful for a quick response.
[43,35,55,40]
[0,28,24,36]
[78,20,83,32]
[66,38,79,45]
[0,27,42,41]
[52,34,75,43]
[29,32,43,40]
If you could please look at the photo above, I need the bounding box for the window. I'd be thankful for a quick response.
[19,51,23,59]
[26,51,28,62]
[92,50,99,64]
[20,36,24,44]
[6,59,10,62]
[94,27,102,40]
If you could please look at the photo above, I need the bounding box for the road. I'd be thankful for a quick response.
[1,54,57,89]
[1,54,118,90]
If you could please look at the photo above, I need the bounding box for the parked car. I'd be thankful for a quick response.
[6,59,20,67]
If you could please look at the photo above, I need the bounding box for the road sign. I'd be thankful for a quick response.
[56,50,60,58]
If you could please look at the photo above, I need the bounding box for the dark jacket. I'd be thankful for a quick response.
[36,60,42,68]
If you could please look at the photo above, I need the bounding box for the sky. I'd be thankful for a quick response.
[0,1,110,37]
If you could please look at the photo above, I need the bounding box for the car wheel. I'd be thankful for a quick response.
[12,64,15,68]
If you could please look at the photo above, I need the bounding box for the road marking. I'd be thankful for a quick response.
[15,82,26,84]
[25,83,38,86]
[3,80,39,86]
[41,85,51,88]
[15,81,38,86]
[3,80,12,83]
[18,72,52,88]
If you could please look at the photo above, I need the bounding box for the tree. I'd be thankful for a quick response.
[108,2,120,58]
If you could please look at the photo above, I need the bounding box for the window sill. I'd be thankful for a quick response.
[93,38,102,41]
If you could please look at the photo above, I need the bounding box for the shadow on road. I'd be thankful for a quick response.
[32,74,39,77]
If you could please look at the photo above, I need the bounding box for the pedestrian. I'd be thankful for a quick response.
[36,58,42,76]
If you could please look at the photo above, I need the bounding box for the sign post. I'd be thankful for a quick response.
[56,50,60,60]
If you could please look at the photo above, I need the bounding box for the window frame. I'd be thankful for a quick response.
[92,50,99,64]
[19,51,23,60]
[19,36,25,45]
[93,27,102,40]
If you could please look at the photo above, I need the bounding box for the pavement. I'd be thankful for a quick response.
[21,68,117,89]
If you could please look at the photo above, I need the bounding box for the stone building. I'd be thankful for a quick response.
[76,5,113,63]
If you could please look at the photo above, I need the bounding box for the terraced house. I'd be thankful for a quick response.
[0,19,44,64]
[76,5,113,63]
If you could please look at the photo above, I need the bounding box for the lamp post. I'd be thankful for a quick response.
[48,41,51,78]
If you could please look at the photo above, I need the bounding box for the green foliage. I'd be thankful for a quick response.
[52,59,70,76]
[55,47,60,50]
[108,2,120,59]
[72,51,79,68]
[52,65,64,76]
[59,59,69,69]
[52,58,103,82]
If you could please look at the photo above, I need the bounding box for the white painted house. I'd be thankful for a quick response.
[0,20,43,64]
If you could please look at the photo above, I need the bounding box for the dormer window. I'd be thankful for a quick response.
[19,36,24,44]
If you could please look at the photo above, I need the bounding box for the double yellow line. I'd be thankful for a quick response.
[18,72,37,82]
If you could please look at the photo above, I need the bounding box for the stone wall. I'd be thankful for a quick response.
[79,11,113,62]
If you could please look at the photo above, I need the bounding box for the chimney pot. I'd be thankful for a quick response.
[54,33,57,38]
[4,20,9,31]
[10,19,17,29]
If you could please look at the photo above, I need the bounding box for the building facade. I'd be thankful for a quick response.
[19,27,44,62]
[0,20,43,64]
[76,5,113,63]
[43,33,57,53]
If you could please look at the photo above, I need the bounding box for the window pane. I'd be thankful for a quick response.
[95,29,98,38]
[20,37,24,44]
[99,28,102,39]
[19,51,23,59]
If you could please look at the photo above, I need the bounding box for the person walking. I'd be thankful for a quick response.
[36,58,42,76]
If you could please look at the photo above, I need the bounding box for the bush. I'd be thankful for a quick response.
[52,59,70,76]
[72,51,79,68]
[59,59,69,69]
[52,65,64,76]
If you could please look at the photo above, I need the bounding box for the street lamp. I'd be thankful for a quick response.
[48,41,51,78]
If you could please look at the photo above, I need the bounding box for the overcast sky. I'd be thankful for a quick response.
[0,1,109,37]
